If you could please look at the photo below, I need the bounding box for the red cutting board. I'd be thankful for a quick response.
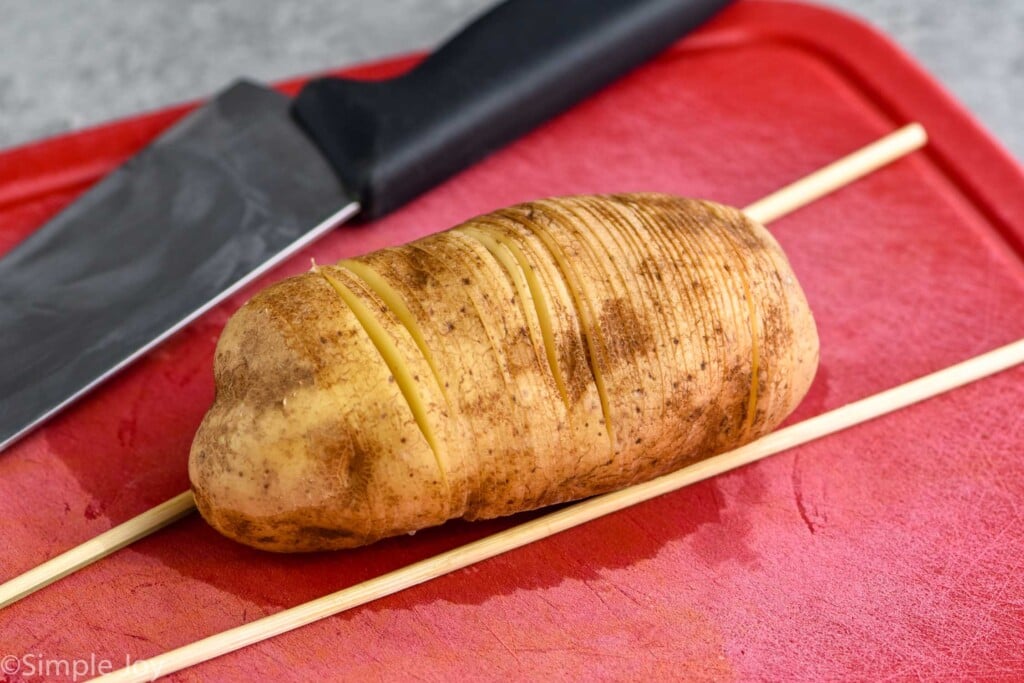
[2,1,1024,680]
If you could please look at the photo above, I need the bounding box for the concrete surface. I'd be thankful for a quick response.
[0,1,1021,160]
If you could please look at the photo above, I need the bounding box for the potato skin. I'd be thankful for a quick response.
[189,195,818,551]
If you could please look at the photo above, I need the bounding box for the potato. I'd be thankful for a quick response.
[189,194,818,551]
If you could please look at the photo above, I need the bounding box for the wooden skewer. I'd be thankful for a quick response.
[743,123,927,224]
[0,122,927,613]
[92,337,1024,683]
[0,491,195,609]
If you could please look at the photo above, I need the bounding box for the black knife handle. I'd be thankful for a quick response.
[292,0,733,219]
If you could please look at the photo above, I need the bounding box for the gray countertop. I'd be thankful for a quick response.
[1,0,1021,161]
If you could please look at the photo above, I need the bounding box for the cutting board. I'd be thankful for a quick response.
[2,1,1023,680]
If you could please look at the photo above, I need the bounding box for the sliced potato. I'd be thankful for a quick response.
[189,194,818,551]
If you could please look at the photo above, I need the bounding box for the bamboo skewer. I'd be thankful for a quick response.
[0,122,927,614]
[0,491,195,609]
[93,337,1024,683]
[743,123,926,224]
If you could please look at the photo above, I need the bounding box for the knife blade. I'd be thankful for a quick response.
[0,82,359,452]
[0,0,733,452]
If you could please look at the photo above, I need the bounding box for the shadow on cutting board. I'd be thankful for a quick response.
[137,469,766,613]
[41,349,781,614]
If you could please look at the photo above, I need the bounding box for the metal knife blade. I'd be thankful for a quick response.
[0,81,359,451]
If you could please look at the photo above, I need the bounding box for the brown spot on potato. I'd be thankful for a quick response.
[298,526,359,541]
[212,507,255,544]
[598,297,654,364]
[396,246,435,290]
[556,331,592,405]
[215,306,317,410]
[637,256,665,283]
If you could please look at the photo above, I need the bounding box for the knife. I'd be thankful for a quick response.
[0,0,732,453]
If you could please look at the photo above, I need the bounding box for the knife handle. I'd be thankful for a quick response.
[292,0,733,219]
